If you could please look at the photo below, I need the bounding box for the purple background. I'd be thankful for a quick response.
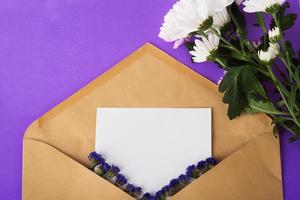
[0,0,300,199]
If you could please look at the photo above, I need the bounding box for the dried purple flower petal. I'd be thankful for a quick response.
[102,162,111,173]
[88,152,105,168]
[197,160,206,169]
[111,165,120,174]
[115,174,127,186]
[206,157,218,166]
[140,192,152,200]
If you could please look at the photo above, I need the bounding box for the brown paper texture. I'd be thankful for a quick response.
[23,43,282,200]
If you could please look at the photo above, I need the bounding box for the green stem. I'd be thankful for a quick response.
[215,58,227,69]
[256,13,268,50]
[211,27,272,78]
[272,14,295,81]
[267,65,300,127]
[210,28,240,54]
[227,6,245,54]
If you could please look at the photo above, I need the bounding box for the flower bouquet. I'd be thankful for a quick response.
[159,0,300,142]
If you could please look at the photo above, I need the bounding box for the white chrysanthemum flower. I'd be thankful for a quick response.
[159,0,234,48]
[213,9,231,29]
[269,43,280,55]
[190,33,220,63]
[258,50,273,63]
[268,27,281,43]
[258,43,280,63]
[243,0,285,13]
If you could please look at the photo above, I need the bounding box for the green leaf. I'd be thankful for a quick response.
[285,41,295,56]
[295,67,300,89]
[288,87,297,110]
[230,51,248,62]
[252,79,268,99]
[246,96,284,115]
[289,134,300,142]
[256,13,267,33]
[280,13,297,31]
[219,65,256,119]
[228,4,247,46]
[270,5,297,31]
[240,67,257,92]
[229,4,245,30]
[270,2,289,29]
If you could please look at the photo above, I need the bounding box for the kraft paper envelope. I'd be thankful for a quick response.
[23,43,283,200]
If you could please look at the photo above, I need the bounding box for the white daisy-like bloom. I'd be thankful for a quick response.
[213,9,231,29]
[243,0,285,13]
[268,27,281,43]
[258,43,280,63]
[258,50,273,63]
[269,43,280,56]
[190,32,220,63]
[159,0,234,48]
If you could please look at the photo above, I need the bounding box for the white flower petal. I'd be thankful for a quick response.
[213,9,231,29]
[159,0,234,46]
[243,0,285,13]
[258,42,279,62]
[189,32,220,63]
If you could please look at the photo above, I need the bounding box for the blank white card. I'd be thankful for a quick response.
[95,108,211,193]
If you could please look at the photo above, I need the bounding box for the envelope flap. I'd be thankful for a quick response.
[171,132,282,200]
[23,138,134,200]
[24,43,273,166]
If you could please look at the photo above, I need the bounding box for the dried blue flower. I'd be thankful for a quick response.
[206,157,218,166]
[177,174,190,190]
[155,190,167,200]
[169,178,180,189]
[167,178,181,195]
[197,160,206,169]
[102,162,111,173]
[186,165,196,172]
[134,186,142,193]
[104,164,120,180]
[186,165,196,177]
[144,195,158,200]
[125,184,142,198]
[178,174,189,182]
[115,174,127,186]
[88,152,98,160]
[88,152,105,168]
[186,164,201,178]
[161,185,170,194]
[140,192,152,200]
[111,165,120,174]
[178,174,189,183]
[125,184,135,193]
[94,164,105,176]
